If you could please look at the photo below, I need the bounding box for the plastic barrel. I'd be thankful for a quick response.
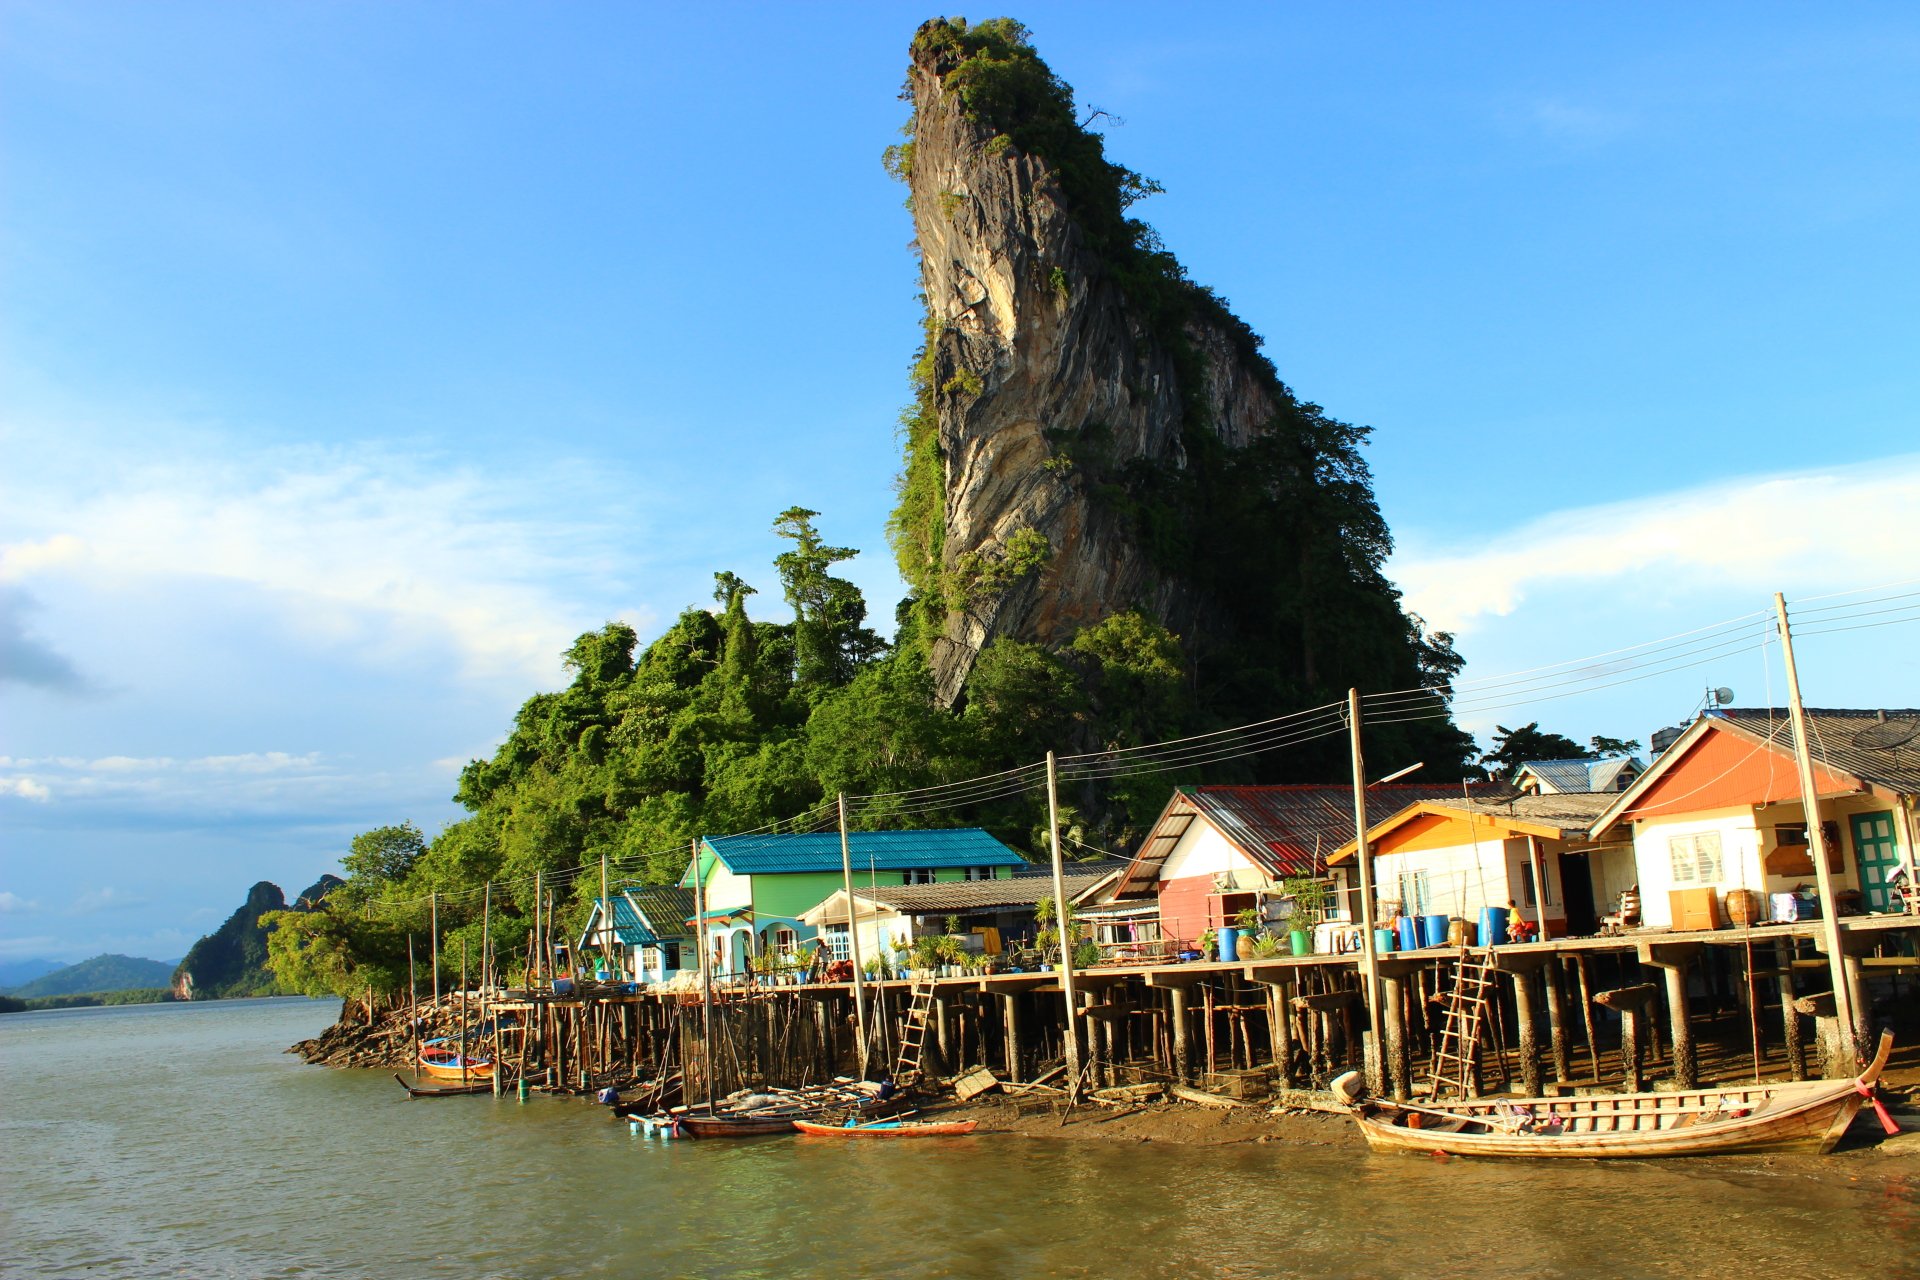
[1398,917,1419,951]
[1480,906,1508,948]
[1375,927,1397,954]
[1420,914,1449,949]
[1218,926,1239,962]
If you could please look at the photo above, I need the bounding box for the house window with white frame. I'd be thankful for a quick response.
[963,866,997,881]
[1668,832,1724,884]
[902,868,936,884]
[823,922,850,962]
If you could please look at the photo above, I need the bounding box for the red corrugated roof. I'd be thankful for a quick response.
[1118,782,1509,893]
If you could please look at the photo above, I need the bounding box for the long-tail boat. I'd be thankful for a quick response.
[418,1038,494,1082]
[1338,1031,1893,1158]
[792,1117,978,1138]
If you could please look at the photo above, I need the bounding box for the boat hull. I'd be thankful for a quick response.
[1350,1033,1890,1160]
[679,1112,811,1138]
[418,1047,494,1081]
[792,1120,979,1137]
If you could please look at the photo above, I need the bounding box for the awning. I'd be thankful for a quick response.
[798,891,901,929]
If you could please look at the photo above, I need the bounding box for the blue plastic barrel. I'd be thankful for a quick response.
[1419,914,1449,948]
[1217,926,1239,962]
[1480,906,1509,947]
[1398,917,1419,951]
[1375,928,1397,954]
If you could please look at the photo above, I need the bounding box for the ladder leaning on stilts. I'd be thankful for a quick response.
[1429,949,1496,1099]
[892,979,937,1085]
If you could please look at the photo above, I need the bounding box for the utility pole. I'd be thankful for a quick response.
[1347,689,1385,1095]
[692,839,716,1113]
[1775,592,1860,1063]
[838,792,871,1076]
[429,891,440,1007]
[600,854,612,977]
[1045,751,1084,1101]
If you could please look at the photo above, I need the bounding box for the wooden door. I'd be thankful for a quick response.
[1850,810,1901,912]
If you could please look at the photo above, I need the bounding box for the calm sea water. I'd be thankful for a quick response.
[1,997,1915,1279]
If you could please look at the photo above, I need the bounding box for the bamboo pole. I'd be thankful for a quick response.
[407,934,418,1073]
[1774,591,1860,1062]
[1045,751,1084,1101]
[693,840,716,1113]
[837,792,870,1076]
[534,870,543,984]
[430,892,440,1008]
[459,936,469,1086]
[1347,689,1384,1094]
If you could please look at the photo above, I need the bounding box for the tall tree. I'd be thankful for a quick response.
[772,507,884,688]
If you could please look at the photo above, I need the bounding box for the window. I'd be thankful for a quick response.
[1668,832,1724,884]
[823,922,850,962]
[1399,871,1430,916]
[963,866,997,881]
[1519,863,1536,908]
[772,926,797,953]
[902,868,936,884]
[662,941,681,970]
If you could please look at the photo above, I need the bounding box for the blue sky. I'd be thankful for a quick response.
[3,2,1917,963]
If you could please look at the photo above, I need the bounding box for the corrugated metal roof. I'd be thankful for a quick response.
[850,867,1119,914]
[1518,757,1643,793]
[703,828,1028,876]
[1119,782,1509,893]
[1719,708,1920,793]
[582,886,696,946]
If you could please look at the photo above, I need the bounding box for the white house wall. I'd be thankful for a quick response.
[1630,806,1765,928]
[704,859,754,911]
[1373,838,1518,922]
[1160,821,1262,885]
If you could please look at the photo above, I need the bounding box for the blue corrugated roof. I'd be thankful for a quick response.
[703,828,1028,875]
[583,886,696,946]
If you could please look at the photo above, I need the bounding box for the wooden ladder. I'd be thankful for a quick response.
[1428,950,1496,1099]
[892,979,937,1084]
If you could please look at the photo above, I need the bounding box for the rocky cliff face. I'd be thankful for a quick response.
[902,24,1290,706]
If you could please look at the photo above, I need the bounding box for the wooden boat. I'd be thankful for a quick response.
[792,1118,978,1138]
[393,1072,492,1099]
[1339,1032,1893,1159]
[418,1040,494,1082]
[678,1110,815,1138]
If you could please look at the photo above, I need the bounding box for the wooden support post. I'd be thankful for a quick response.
[1843,951,1872,1055]
[1001,992,1022,1082]
[1572,955,1602,1082]
[1544,959,1571,1083]
[1381,970,1410,1101]
[1639,943,1702,1089]
[1776,941,1806,1080]
[1594,983,1658,1092]
[1170,986,1192,1083]
[1511,968,1543,1096]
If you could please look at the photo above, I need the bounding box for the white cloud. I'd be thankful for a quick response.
[0,891,42,913]
[1,435,652,687]
[71,886,147,914]
[1393,455,1920,635]
[2,777,51,801]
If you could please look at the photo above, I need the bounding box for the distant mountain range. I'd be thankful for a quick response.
[0,957,65,989]
[5,954,177,998]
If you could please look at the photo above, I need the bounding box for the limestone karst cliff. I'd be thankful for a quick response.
[891,19,1463,767]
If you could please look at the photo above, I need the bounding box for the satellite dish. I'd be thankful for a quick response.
[1853,719,1920,751]
[1713,687,1735,706]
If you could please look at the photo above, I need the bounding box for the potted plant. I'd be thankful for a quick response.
[1247,932,1282,960]
[1196,928,1218,961]
[1282,876,1329,956]
[1233,906,1263,961]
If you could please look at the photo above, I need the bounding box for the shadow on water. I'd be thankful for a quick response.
[3,999,1915,1279]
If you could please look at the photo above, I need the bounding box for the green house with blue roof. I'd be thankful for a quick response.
[578,884,697,984]
[692,828,1028,974]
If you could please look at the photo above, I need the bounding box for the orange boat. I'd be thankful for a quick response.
[792,1118,978,1138]
[418,1040,494,1082]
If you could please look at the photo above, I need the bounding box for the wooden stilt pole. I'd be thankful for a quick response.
[430,892,440,1008]
[1045,751,1084,1101]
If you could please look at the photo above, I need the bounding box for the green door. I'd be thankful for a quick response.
[1850,810,1902,912]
